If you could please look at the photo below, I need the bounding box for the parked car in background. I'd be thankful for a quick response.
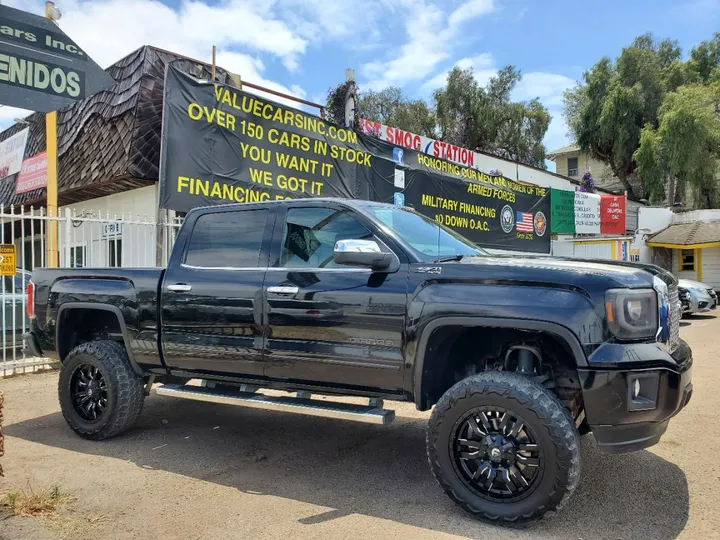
[678,279,718,316]
[3,268,31,352]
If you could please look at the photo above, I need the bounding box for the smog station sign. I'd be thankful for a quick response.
[0,5,114,112]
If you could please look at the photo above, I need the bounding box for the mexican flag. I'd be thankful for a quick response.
[550,188,626,235]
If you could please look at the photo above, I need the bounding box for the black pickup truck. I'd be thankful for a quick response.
[24,198,692,525]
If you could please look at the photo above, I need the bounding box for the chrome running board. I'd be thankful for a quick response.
[155,384,395,425]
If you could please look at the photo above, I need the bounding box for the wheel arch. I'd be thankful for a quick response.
[56,302,143,376]
[413,316,588,410]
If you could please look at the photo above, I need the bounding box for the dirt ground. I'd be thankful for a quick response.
[1,316,719,540]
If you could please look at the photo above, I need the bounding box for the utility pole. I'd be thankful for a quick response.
[44,1,61,267]
[344,68,355,129]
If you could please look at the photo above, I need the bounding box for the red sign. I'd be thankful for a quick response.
[15,152,47,194]
[357,118,476,167]
[600,195,626,235]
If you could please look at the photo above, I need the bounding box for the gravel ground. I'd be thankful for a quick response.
[1,315,719,540]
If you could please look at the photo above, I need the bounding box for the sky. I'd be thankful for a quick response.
[1,0,719,172]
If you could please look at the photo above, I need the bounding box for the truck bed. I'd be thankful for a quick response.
[32,267,164,310]
[31,267,165,370]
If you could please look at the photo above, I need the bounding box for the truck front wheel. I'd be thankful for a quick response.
[427,372,580,525]
[58,340,145,440]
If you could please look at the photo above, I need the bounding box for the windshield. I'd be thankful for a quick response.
[361,205,487,261]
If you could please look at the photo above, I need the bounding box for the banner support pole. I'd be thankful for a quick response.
[211,46,216,81]
[44,1,60,268]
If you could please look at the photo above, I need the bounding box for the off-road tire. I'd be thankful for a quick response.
[427,371,580,526]
[59,340,145,440]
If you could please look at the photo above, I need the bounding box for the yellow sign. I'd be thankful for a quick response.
[0,244,16,276]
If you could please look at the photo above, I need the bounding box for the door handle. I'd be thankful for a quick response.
[167,283,192,292]
[267,285,299,295]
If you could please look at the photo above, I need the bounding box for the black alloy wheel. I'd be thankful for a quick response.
[59,340,145,440]
[453,408,541,501]
[427,372,581,525]
[70,364,109,422]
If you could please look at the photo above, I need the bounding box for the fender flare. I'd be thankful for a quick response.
[56,302,143,376]
[413,316,588,408]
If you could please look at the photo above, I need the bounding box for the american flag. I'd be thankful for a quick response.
[516,211,534,232]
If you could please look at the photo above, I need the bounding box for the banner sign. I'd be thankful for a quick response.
[15,151,47,193]
[360,134,550,251]
[0,128,29,179]
[159,67,551,253]
[358,118,478,168]
[550,188,626,235]
[159,66,363,212]
[600,194,626,235]
[0,5,114,112]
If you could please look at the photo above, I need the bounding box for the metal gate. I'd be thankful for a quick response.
[0,205,182,376]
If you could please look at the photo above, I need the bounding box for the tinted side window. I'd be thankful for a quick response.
[281,207,373,268]
[185,210,269,268]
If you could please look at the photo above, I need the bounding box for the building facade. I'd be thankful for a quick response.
[635,207,720,289]
[0,46,240,269]
[547,144,625,193]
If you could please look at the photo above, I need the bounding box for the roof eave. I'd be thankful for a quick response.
[647,241,720,249]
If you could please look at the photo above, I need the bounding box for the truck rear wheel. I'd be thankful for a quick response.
[58,340,145,440]
[427,372,580,526]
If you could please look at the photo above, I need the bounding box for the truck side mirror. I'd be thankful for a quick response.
[333,239,393,271]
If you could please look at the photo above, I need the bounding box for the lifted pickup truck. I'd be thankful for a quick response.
[25,198,692,525]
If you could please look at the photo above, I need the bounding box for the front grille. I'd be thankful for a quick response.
[668,284,680,351]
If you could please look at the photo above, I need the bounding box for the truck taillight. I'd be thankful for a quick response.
[26,280,34,318]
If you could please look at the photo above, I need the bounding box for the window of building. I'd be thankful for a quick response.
[567,157,579,176]
[109,238,122,267]
[280,207,374,268]
[69,245,86,268]
[680,249,696,272]
[185,209,269,268]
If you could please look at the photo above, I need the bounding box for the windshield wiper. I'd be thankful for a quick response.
[435,254,465,263]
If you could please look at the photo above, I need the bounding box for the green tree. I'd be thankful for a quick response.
[635,84,720,208]
[434,66,551,168]
[563,34,680,198]
[565,34,668,196]
[566,33,720,201]
[354,66,551,168]
[689,33,720,82]
[357,87,436,137]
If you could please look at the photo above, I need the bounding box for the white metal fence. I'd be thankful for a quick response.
[0,205,182,375]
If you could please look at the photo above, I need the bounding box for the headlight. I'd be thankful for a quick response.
[689,286,708,297]
[605,289,658,339]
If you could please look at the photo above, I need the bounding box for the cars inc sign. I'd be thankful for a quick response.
[0,5,114,112]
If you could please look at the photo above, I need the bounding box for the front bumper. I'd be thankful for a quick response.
[683,289,716,314]
[580,339,693,454]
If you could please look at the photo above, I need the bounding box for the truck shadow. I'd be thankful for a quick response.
[6,394,689,539]
[685,314,716,320]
